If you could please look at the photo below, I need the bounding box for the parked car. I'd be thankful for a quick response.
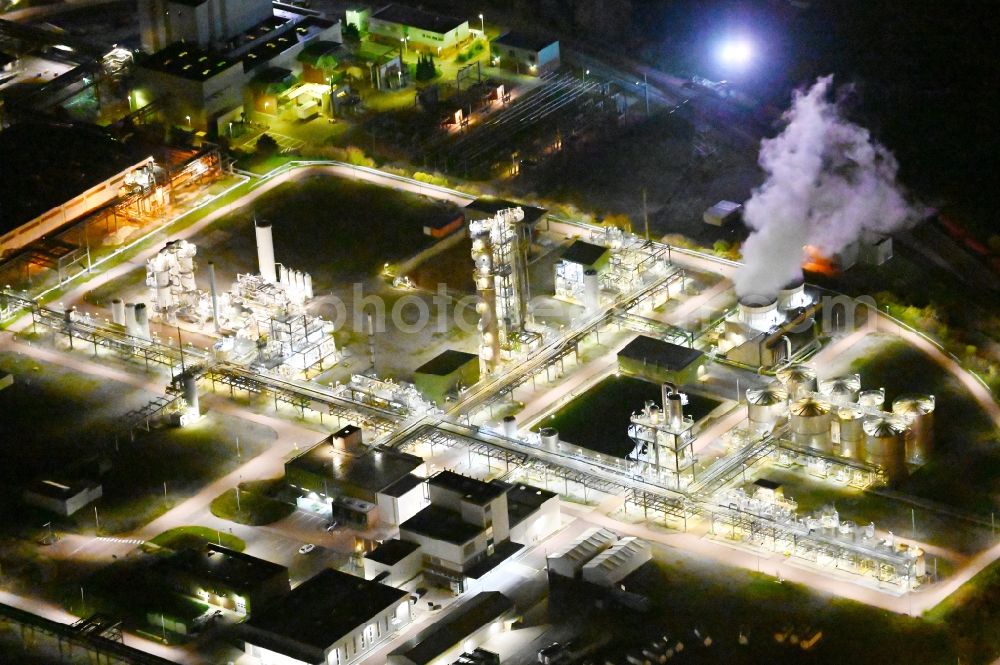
[298,543,316,554]
[324,522,339,532]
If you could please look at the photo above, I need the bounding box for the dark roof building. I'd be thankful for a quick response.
[140,42,239,82]
[428,470,508,506]
[243,568,411,665]
[617,335,706,385]
[365,539,421,567]
[560,240,610,269]
[388,592,515,665]
[371,4,465,34]
[464,197,547,227]
[400,504,484,545]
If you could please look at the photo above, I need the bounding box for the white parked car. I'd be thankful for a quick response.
[298,543,316,555]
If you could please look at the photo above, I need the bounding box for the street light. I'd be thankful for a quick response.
[583,69,590,82]
[185,114,191,126]
[478,13,485,36]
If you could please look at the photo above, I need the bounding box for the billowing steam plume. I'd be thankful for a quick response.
[734,75,927,298]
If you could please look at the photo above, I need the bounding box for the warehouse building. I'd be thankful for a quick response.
[413,350,480,406]
[388,592,515,665]
[242,568,412,665]
[368,5,470,57]
[490,32,560,76]
[617,335,706,385]
[159,544,289,617]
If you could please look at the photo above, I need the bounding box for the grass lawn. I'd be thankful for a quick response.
[210,478,293,526]
[849,339,1000,514]
[206,175,452,289]
[926,560,1000,663]
[148,525,246,552]
[94,412,275,534]
[532,375,720,458]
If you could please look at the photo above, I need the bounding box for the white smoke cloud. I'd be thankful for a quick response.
[734,75,927,298]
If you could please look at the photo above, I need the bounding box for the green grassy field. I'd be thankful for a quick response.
[210,478,294,526]
[149,525,246,552]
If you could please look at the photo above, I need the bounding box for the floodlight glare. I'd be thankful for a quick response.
[717,39,753,67]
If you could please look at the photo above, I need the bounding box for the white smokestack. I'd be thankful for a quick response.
[255,219,277,284]
[734,75,928,298]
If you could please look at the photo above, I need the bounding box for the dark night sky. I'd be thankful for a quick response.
[631,0,999,228]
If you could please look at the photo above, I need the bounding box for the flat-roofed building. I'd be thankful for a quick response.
[22,478,102,517]
[285,438,425,527]
[388,592,514,665]
[159,544,289,617]
[506,483,559,546]
[364,539,423,587]
[135,42,244,132]
[242,568,412,665]
[413,350,480,406]
[368,4,470,57]
[617,335,706,386]
[491,32,560,76]
[138,0,274,52]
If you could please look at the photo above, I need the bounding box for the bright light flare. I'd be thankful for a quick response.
[717,39,753,68]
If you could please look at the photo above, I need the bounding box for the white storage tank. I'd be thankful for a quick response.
[789,397,832,452]
[892,394,935,464]
[858,388,886,409]
[502,415,518,438]
[835,406,865,460]
[818,374,861,404]
[776,363,817,398]
[863,416,908,485]
[539,427,559,451]
[746,384,788,430]
[777,280,809,311]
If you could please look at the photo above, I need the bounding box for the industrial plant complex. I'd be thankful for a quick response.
[0,1,998,664]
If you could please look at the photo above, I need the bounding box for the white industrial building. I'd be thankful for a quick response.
[23,479,102,516]
[398,471,559,591]
[546,527,617,579]
[364,539,423,588]
[581,537,652,587]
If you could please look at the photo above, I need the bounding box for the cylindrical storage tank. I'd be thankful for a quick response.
[789,397,832,452]
[777,280,807,311]
[666,392,684,429]
[583,268,600,311]
[892,394,935,464]
[111,299,126,325]
[304,272,314,299]
[738,296,782,331]
[746,384,788,429]
[835,406,865,460]
[818,374,861,404]
[503,415,517,438]
[776,363,817,399]
[255,220,277,283]
[858,388,885,409]
[134,303,151,340]
[538,427,559,451]
[124,303,138,337]
[863,416,908,485]
[183,375,200,417]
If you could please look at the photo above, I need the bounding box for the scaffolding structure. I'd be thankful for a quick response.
[707,487,924,589]
[470,207,538,372]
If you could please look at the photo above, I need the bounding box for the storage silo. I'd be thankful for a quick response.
[835,406,865,460]
[858,388,886,409]
[892,394,935,464]
[789,397,832,452]
[818,374,861,404]
[539,427,559,451]
[776,363,817,398]
[746,384,788,430]
[863,416,908,485]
